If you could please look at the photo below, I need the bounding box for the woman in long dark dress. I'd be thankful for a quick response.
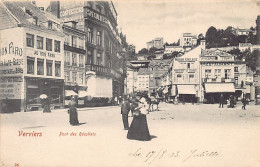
[69,96,79,125]
[42,98,51,113]
[127,96,151,141]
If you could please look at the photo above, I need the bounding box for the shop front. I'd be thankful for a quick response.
[25,77,64,111]
[203,83,235,104]
[177,85,198,103]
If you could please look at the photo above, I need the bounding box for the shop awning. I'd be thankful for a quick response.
[78,90,89,98]
[205,83,235,93]
[65,90,78,96]
[177,85,196,94]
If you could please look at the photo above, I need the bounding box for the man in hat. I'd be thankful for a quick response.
[121,96,131,130]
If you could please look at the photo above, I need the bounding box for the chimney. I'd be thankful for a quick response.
[256,15,260,45]
[200,40,206,50]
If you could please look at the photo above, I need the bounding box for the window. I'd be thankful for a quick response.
[55,61,61,77]
[187,63,190,69]
[235,77,238,85]
[64,35,70,45]
[72,72,77,84]
[37,36,43,49]
[214,69,221,77]
[46,60,53,76]
[65,71,70,82]
[234,67,238,72]
[78,38,84,49]
[79,73,84,85]
[224,69,231,79]
[79,54,84,67]
[72,36,77,47]
[27,57,34,74]
[65,52,70,66]
[86,50,93,64]
[48,22,52,29]
[205,69,212,78]
[72,53,77,66]
[37,59,44,75]
[26,33,34,48]
[54,40,60,52]
[87,27,93,43]
[33,17,38,25]
[177,74,182,82]
[97,31,101,46]
[96,53,102,65]
[46,38,52,51]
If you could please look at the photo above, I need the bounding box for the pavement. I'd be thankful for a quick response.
[0,103,260,167]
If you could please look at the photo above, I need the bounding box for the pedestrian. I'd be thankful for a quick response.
[219,94,224,108]
[69,96,79,125]
[121,96,131,130]
[241,95,247,110]
[42,97,51,113]
[228,95,235,108]
[114,96,118,106]
[127,95,151,141]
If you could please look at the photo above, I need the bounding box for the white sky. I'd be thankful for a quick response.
[36,0,260,51]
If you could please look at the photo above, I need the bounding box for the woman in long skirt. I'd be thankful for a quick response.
[127,96,151,141]
[42,98,51,113]
[69,96,79,125]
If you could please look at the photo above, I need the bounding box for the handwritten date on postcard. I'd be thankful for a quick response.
[59,132,96,137]
[129,148,218,165]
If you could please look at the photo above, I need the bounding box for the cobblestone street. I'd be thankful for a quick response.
[1,103,260,166]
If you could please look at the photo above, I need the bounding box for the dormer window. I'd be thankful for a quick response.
[32,16,38,26]
[48,22,52,29]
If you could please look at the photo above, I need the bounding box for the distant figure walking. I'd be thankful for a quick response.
[42,97,51,113]
[127,95,151,141]
[121,96,131,130]
[228,95,235,108]
[219,94,224,108]
[69,96,79,125]
[241,95,247,110]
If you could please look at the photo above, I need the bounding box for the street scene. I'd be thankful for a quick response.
[0,0,260,166]
[1,102,260,166]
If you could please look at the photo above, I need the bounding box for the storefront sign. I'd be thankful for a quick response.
[201,62,234,66]
[175,58,197,62]
[60,7,83,17]
[0,77,23,99]
[0,42,23,56]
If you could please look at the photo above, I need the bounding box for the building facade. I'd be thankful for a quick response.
[164,46,183,54]
[136,68,149,92]
[0,1,64,112]
[179,33,197,48]
[146,37,164,50]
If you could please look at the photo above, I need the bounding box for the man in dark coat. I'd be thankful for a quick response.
[121,96,131,130]
[219,94,224,108]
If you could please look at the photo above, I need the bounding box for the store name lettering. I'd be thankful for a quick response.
[0,58,23,66]
[0,42,23,56]
[176,58,197,62]
[202,62,233,66]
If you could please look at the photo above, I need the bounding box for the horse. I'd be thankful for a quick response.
[149,96,160,111]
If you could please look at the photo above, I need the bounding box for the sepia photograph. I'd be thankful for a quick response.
[0,0,260,166]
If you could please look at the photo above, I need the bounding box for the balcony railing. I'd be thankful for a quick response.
[203,77,235,83]
[86,64,122,79]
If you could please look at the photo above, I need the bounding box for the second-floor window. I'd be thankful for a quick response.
[205,69,212,78]
[225,69,231,79]
[65,52,70,65]
[96,53,102,65]
[79,73,84,85]
[79,54,84,67]
[214,69,221,77]
[46,38,52,51]
[235,77,238,85]
[64,35,70,45]
[72,72,77,84]
[37,36,43,49]
[72,36,77,47]
[187,63,190,69]
[87,27,93,43]
[26,33,34,48]
[72,53,77,66]
[86,50,93,64]
[65,71,70,82]
[234,67,238,72]
[37,59,44,75]
[55,61,61,77]
[47,60,53,76]
[54,40,60,52]
[27,57,34,74]
[97,31,101,46]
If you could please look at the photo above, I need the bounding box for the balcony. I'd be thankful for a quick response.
[203,77,235,83]
[85,64,122,79]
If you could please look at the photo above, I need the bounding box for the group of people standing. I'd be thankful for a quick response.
[121,95,151,141]
[219,93,247,110]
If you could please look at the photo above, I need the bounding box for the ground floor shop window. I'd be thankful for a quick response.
[27,57,35,74]
[37,59,44,75]
[26,86,40,104]
[47,60,53,76]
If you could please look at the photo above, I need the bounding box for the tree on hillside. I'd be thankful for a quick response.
[147,54,156,60]
[205,26,218,48]
[138,48,148,54]
[149,47,158,53]
[245,49,260,71]
[228,48,242,60]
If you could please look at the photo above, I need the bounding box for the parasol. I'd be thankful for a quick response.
[39,94,48,99]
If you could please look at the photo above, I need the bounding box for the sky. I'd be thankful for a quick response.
[114,0,260,51]
[36,0,260,52]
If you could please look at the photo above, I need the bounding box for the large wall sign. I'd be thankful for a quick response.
[0,77,23,99]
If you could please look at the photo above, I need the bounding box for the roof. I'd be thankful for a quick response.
[0,2,18,30]
[2,1,63,36]
[137,68,150,75]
